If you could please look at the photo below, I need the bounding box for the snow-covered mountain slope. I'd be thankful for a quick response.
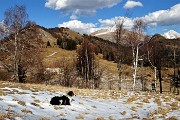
[0,21,4,28]
[162,30,180,39]
[0,82,180,119]
[90,28,116,42]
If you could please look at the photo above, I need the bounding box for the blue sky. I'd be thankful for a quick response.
[0,0,180,35]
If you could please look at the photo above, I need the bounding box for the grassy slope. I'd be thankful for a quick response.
[41,48,177,92]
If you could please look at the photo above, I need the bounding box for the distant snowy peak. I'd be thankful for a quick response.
[162,30,180,39]
[0,21,4,29]
[91,27,115,36]
[90,27,116,42]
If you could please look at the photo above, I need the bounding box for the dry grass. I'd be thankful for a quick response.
[95,117,105,120]
[76,114,84,120]
[39,117,50,120]
[41,48,76,67]
[142,98,150,103]
[170,101,179,110]
[166,116,178,120]
[131,106,137,112]
[120,111,126,115]
[154,98,162,106]
[34,99,40,103]
[126,95,137,103]
[31,102,41,107]
[0,107,21,119]
[17,101,26,106]
[21,109,33,114]
[156,107,169,116]
[54,106,64,110]
[79,102,84,105]
[109,116,115,120]
[0,113,6,120]
[57,113,65,117]
[17,91,28,94]
[0,91,6,96]
[91,105,97,108]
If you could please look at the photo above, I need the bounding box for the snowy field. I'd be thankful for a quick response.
[0,82,179,120]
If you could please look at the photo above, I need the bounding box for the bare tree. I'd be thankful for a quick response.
[3,5,28,82]
[0,5,42,82]
[145,35,167,93]
[114,17,126,90]
[144,35,160,91]
[128,19,146,90]
[76,40,96,88]
[57,58,77,87]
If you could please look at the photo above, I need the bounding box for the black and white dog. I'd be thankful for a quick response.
[50,91,75,105]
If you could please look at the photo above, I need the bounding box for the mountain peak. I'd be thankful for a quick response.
[162,30,180,39]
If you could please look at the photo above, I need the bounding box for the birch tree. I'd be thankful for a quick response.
[3,5,29,82]
[145,34,166,93]
[144,35,160,91]
[76,41,103,88]
[128,19,146,90]
[0,5,42,82]
[76,41,96,88]
[114,17,126,90]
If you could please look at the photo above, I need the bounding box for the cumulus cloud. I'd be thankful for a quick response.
[124,0,143,9]
[57,4,180,34]
[141,4,180,27]
[45,0,121,17]
[58,20,99,34]
[99,17,134,29]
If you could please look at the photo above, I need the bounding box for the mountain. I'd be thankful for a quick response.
[162,30,180,39]
[0,21,3,28]
[90,28,116,42]
[90,28,145,44]
[90,28,132,43]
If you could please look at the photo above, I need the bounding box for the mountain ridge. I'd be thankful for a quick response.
[162,30,180,39]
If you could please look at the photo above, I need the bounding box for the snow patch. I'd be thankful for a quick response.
[0,87,179,119]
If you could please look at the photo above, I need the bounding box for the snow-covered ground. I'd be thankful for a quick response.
[0,82,179,120]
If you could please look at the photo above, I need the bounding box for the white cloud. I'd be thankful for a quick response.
[70,15,78,20]
[57,4,180,34]
[141,4,180,27]
[45,0,121,17]
[124,0,143,9]
[58,20,99,34]
[99,16,134,29]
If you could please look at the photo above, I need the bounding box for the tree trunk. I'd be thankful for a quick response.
[154,67,157,89]
[117,59,122,90]
[14,34,19,82]
[85,47,89,88]
[132,46,139,91]
[158,69,162,93]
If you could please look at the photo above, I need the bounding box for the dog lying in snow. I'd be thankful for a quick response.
[50,91,75,105]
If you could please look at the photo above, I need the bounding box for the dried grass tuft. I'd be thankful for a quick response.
[76,114,84,120]
[21,109,32,114]
[17,101,26,106]
[126,95,137,103]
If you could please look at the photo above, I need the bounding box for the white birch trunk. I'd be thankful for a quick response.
[85,46,89,87]
[154,67,157,88]
[14,33,19,82]
[132,45,139,91]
